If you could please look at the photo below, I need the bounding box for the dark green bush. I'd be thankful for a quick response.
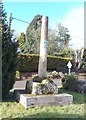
[17,54,73,72]
[17,54,39,72]
[61,74,78,91]
[61,74,86,93]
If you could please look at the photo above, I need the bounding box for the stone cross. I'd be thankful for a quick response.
[38,16,48,78]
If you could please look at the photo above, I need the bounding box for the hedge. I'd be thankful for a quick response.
[47,55,73,72]
[17,54,73,72]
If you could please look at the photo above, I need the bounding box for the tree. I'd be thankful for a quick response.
[20,15,71,56]
[18,32,26,52]
[57,23,71,49]
[48,24,71,56]
[1,3,18,100]
[48,29,57,55]
[51,23,72,57]
[24,15,42,54]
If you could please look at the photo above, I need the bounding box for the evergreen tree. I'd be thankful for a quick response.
[1,3,18,100]
[18,15,71,56]
[18,32,26,52]
[24,15,42,54]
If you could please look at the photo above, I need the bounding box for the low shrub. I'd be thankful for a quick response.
[61,74,78,92]
[61,74,86,93]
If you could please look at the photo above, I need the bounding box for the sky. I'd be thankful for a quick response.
[3,0,85,50]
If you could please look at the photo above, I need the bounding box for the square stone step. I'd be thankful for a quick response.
[14,90,73,109]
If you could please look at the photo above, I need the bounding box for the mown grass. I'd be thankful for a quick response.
[0,88,86,120]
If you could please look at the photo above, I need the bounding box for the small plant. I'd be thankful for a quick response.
[15,71,20,80]
[61,74,78,92]
[48,71,60,79]
[71,72,78,78]
[61,73,86,93]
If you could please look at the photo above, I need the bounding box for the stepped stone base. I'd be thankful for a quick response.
[14,90,73,109]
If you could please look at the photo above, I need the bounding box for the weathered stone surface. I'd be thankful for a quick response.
[31,79,58,95]
[42,79,58,94]
[14,90,73,109]
[32,82,42,95]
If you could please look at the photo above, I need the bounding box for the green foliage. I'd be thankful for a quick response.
[47,55,73,72]
[58,88,85,104]
[48,24,71,56]
[24,15,42,54]
[18,15,72,56]
[57,23,71,49]
[61,74,78,92]
[17,54,73,72]
[61,74,86,93]
[17,54,39,72]
[48,30,57,55]
[17,32,26,52]
[1,3,18,100]
[58,48,74,58]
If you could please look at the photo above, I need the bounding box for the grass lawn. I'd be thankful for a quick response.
[0,88,86,120]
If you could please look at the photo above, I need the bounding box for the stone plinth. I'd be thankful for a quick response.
[14,90,73,109]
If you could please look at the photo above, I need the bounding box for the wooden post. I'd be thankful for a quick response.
[38,16,48,77]
[8,13,12,32]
